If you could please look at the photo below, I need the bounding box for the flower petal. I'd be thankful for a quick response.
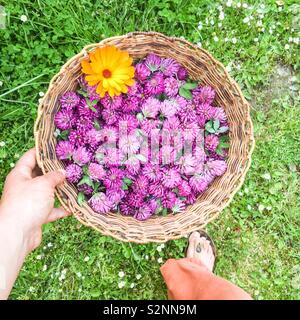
[81,60,93,74]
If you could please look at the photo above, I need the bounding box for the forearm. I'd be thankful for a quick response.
[0,207,29,300]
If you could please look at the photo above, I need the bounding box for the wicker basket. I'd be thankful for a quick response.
[34,32,255,243]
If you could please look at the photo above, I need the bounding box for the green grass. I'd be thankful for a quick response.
[0,0,299,300]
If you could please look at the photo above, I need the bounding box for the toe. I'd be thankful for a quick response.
[186,233,198,258]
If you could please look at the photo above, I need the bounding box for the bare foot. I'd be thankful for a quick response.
[186,231,215,271]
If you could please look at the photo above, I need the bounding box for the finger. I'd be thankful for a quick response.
[14,148,37,180]
[46,207,71,223]
[43,169,66,188]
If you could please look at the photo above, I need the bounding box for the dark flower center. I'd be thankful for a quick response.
[102,69,112,78]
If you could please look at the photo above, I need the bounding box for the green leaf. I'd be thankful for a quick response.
[162,208,168,216]
[77,192,85,206]
[90,290,101,298]
[218,126,229,133]
[82,165,89,175]
[122,183,129,190]
[220,141,230,148]
[59,130,69,140]
[94,120,101,130]
[182,82,198,90]
[206,127,216,134]
[93,182,100,193]
[78,175,94,187]
[86,98,98,112]
[205,120,213,129]
[90,106,97,112]
[179,87,193,100]
[77,89,88,97]
[220,135,229,143]
[123,177,133,185]
[159,114,165,121]
[157,93,167,101]
[215,147,223,156]
[213,119,220,130]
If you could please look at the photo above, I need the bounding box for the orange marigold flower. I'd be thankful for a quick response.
[81,46,135,97]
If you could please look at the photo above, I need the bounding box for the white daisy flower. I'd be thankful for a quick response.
[118,281,125,289]
[226,65,232,72]
[136,274,142,280]
[118,271,125,278]
[62,269,67,274]
[84,256,90,262]
[258,204,265,212]
[262,173,271,180]
[59,274,66,281]
[20,15,28,22]
[243,17,250,23]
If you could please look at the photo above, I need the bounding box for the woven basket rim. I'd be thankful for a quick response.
[34,31,255,243]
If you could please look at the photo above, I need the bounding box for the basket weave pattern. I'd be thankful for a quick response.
[34,32,254,243]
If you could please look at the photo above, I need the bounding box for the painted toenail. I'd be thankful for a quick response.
[196,243,202,253]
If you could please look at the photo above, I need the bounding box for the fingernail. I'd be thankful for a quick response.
[58,169,66,176]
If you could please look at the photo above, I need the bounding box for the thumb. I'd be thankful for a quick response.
[43,169,66,188]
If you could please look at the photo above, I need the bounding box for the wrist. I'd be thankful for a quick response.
[0,204,32,256]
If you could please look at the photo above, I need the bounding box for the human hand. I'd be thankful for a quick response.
[0,148,70,254]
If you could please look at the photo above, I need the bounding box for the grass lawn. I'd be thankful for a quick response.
[0,0,299,300]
